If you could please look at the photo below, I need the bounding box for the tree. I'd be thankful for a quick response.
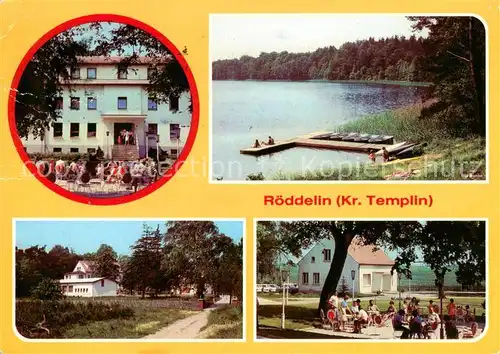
[124,224,166,298]
[337,276,351,296]
[408,16,485,136]
[211,238,243,303]
[94,244,120,282]
[257,220,485,315]
[31,278,64,301]
[163,221,220,297]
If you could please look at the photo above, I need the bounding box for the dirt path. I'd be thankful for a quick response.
[143,295,230,339]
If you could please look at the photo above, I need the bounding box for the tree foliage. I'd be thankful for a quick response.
[256,220,485,313]
[15,22,192,139]
[94,244,120,282]
[212,36,428,82]
[31,278,64,301]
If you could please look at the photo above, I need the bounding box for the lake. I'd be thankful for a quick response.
[211,80,426,181]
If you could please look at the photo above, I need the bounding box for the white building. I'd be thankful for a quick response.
[59,260,118,297]
[23,56,192,160]
[297,239,398,294]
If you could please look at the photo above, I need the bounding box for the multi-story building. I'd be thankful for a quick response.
[22,56,192,160]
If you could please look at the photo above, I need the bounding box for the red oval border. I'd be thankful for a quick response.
[8,14,200,206]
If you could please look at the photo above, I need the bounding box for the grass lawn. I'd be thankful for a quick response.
[274,103,485,181]
[62,308,196,339]
[199,305,243,339]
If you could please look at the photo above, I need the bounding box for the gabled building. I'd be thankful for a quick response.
[59,260,118,297]
[22,56,192,160]
[297,239,398,294]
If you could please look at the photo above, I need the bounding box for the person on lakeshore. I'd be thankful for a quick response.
[369,150,376,163]
[382,147,390,162]
[268,136,275,145]
[253,139,261,148]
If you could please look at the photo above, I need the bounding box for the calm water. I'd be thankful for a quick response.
[212,80,425,180]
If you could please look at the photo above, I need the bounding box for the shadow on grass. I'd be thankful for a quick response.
[257,325,349,340]
[258,304,319,328]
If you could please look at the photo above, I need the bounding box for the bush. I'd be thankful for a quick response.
[31,278,64,301]
[246,172,265,180]
[16,300,134,338]
[207,305,242,326]
[29,152,89,162]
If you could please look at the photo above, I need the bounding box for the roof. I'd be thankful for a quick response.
[298,238,394,266]
[76,56,171,65]
[59,277,116,284]
[79,260,95,272]
[348,242,394,266]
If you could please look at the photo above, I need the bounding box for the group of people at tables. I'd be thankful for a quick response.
[36,158,157,192]
[327,292,475,338]
[252,136,275,148]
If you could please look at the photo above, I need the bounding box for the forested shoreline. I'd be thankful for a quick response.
[212,35,430,82]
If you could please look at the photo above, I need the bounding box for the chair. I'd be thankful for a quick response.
[461,322,478,339]
[76,172,92,193]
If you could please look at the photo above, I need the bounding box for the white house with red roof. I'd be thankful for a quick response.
[297,239,398,294]
[59,260,118,297]
[22,56,192,160]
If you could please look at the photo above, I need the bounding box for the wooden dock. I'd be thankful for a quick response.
[240,131,392,156]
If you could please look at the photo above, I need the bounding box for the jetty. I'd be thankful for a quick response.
[240,131,395,156]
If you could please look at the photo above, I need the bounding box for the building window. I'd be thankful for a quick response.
[117,67,127,79]
[170,123,180,140]
[313,273,320,285]
[70,97,80,110]
[169,94,179,111]
[87,67,97,79]
[323,249,331,262]
[87,97,97,110]
[70,148,79,153]
[55,97,63,109]
[53,123,63,138]
[148,123,158,134]
[53,147,62,153]
[62,285,67,292]
[101,279,105,287]
[311,256,315,263]
[117,97,127,110]
[76,267,81,271]
[170,149,178,158]
[148,97,158,110]
[70,68,80,79]
[87,123,97,137]
[87,274,91,278]
[147,67,156,79]
[363,274,372,287]
[302,272,309,285]
[70,123,80,138]
[68,285,73,293]
[87,148,96,154]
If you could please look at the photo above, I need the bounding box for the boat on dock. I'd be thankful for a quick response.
[240,130,397,156]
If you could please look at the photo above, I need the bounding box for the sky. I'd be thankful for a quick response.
[211,14,428,61]
[16,220,243,255]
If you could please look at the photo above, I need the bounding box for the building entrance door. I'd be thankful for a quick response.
[114,123,134,145]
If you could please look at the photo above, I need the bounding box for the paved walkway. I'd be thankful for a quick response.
[143,296,230,339]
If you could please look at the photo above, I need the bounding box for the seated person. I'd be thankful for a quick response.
[393,309,410,339]
[351,299,360,314]
[368,300,380,314]
[253,139,261,148]
[267,136,275,145]
[464,305,475,322]
[443,315,459,339]
[427,307,441,325]
[353,305,369,333]
[409,309,424,338]
[386,300,396,314]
